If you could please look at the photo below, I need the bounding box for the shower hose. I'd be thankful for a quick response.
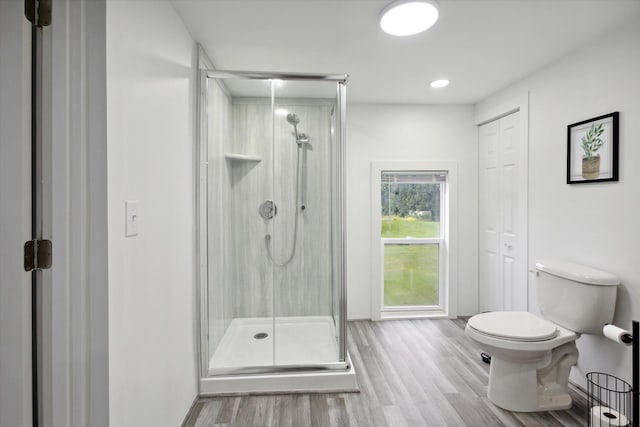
[265,142,305,267]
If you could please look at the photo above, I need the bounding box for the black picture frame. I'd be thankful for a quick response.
[567,112,619,184]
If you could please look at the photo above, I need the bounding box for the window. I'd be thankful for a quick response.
[382,171,445,310]
[371,162,457,320]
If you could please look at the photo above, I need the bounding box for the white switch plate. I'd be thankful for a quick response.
[125,200,139,237]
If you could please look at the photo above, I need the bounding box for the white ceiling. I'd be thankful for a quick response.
[171,0,640,104]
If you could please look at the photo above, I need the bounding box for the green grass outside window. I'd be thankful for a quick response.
[382,217,440,307]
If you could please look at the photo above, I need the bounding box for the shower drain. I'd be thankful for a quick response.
[253,332,268,339]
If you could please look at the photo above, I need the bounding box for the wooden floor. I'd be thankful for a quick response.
[184,319,587,426]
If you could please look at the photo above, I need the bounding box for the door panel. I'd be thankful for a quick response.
[479,112,527,313]
[272,80,340,365]
[502,164,515,234]
[503,256,515,310]
[479,121,500,311]
[481,252,498,311]
[500,113,526,310]
[0,2,33,426]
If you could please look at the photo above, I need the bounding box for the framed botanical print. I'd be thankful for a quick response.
[567,112,619,184]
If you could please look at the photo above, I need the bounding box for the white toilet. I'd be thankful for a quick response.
[465,259,620,412]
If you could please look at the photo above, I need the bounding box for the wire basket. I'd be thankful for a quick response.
[587,372,632,426]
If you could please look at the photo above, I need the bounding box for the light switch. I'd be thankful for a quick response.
[125,200,139,237]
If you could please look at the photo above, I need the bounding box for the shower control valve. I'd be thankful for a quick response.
[259,200,277,220]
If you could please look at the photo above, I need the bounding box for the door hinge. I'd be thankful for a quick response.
[24,239,52,272]
[25,0,52,27]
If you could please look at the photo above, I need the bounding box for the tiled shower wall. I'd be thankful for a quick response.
[228,98,334,318]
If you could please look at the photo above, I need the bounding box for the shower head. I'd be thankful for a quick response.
[286,112,301,141]
[286,113,300,126]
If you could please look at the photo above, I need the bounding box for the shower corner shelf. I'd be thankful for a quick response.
[224,152,263,162]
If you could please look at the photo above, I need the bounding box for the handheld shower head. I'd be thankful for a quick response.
[286,112,301,141]
[286,113,300,126]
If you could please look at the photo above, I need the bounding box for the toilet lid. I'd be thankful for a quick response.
[468,312,559,342]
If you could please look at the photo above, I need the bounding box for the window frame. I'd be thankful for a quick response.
[370,161,458,320]
[381,197,445,313]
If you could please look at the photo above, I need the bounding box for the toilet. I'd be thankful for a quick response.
[465,259,620,412]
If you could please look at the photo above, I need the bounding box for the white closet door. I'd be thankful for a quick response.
[479,121,501,311]
[479,112,527,312]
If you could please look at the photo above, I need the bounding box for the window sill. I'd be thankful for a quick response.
[379,309,451,320]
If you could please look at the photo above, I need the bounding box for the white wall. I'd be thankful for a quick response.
[346,104,477,319]
[107,1,197,426]
[476,18,640,388]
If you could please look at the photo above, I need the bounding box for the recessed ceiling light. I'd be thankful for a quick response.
[379,0,439,37]
[430,79,450,88]
[269,79,285,88]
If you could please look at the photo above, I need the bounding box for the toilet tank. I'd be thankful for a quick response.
[535,259,619,335]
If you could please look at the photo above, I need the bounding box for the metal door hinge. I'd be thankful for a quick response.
[24,239,52,272]
[25,0,52,27]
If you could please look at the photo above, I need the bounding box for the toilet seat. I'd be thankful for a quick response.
[465,311,578,352]
[467,311,558,342]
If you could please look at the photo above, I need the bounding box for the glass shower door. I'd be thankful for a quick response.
[205,76,276,372]
[271,80,344,366]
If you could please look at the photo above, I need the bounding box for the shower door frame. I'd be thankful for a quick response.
[196,68,349,377]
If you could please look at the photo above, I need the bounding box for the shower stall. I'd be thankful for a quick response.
[197,68,355,394]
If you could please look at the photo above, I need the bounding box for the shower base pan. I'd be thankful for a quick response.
[200,316,357,395]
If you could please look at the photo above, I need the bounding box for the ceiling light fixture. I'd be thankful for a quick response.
[430,79,450,88]
[269,79,285,88]
[379,0,439,36]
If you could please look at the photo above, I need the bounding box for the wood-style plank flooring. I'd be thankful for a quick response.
[184,319,587,426]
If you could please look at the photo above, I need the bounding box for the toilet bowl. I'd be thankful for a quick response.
[466,311,579,412]
[466,259,619,412]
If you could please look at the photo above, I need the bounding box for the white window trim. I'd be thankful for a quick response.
[370,161,458,321]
